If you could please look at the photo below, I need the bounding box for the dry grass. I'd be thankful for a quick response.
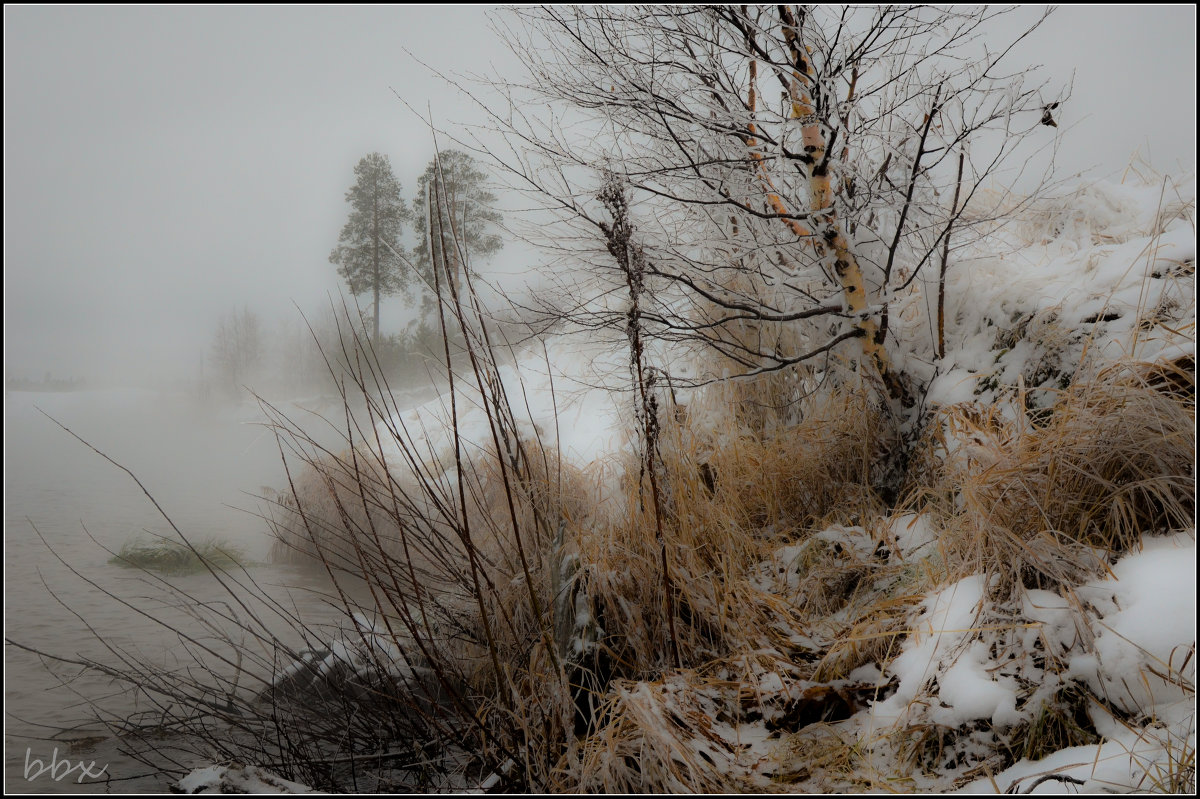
[545,382,930,792]
[809,591,921,683]
[217,338,1195,792]
[571,677,746,793]
[906,359,1194,593]
[109,535,249,575]
[702,385,889,532]
[1015,683,1100,762]
[562,385,891,678]
[1144,731,1197,793]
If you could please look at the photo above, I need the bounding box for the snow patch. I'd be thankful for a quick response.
[177,764,314,794]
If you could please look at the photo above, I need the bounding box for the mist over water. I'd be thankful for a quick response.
[2,387,347,792]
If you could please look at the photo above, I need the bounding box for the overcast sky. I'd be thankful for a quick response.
[3,5,1195,386]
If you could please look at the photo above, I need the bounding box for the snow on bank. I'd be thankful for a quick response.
[952,543,1196,795]
[851,174,1194,790]
[564,173,1195,792]
[186,172,1191,793]
[371,334,632,477]
[606,526,1195,794]
[177,764,315,793]
[1070,533,1197,715]
[875,532,1196,794]
[914,176,1195,412]
[869,574,1021,730]
[376,173,1192,792]
[365,175,1195,493]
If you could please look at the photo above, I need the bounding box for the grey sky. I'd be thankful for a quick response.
[3,5,1195,385]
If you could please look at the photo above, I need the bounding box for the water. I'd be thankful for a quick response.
[3,388,354,793]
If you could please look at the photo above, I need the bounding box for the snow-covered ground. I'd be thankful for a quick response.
[178,172,1194,793]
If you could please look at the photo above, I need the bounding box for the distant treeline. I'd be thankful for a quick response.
[5,374,88,392]
[201,304,458,401]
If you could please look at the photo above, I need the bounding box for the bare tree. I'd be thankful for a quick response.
[210,306,263,396]
[475,5,1064,411]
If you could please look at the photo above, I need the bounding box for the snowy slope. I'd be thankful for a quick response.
[179,172,1194,793]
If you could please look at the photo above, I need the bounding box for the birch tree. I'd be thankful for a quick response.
[482,5,1063,408]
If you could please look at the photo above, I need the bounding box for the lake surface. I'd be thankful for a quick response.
[3,387,363,793]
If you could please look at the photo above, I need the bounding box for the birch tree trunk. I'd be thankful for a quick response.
[776,5,907,404]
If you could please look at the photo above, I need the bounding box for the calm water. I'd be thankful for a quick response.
[3,388,357,793]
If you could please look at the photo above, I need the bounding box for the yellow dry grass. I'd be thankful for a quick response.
[907,359,1194,594]
[264,334,1193,792]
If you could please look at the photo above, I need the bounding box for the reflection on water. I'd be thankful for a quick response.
[3,388,355,793]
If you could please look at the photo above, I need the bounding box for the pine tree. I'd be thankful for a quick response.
[329,152,410,340]
[412,150,503,310]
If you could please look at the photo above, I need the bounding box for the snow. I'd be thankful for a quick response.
[1020,588,1082,653]
[870,575,1007,729]
[955,740,1145,794]
[957,713,1196,794]
[938,640,1022,728]
[360,172,1193,791]
[889,513,938,561]
[900,173,1197,416]
[1069,531,1197,713]
[881,531,1198,793]
[368,335,633,509]
[925,368,981,407]
[180,170,1194,792]
[176,764,314,794]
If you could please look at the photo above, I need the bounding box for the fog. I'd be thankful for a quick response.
[3,6,526,388]
[3,5,1195,388]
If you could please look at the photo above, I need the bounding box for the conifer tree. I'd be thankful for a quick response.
[412,150,503,312]
[329,152,410,340]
